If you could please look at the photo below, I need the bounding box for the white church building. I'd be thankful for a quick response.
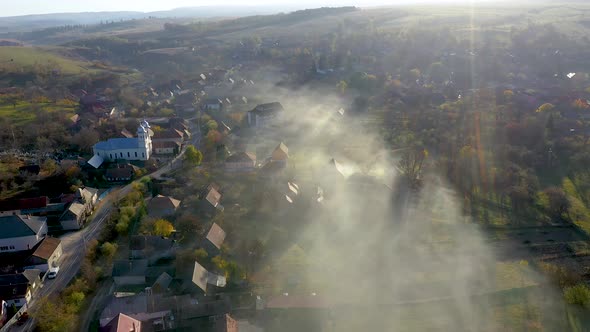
[89,121,153,168]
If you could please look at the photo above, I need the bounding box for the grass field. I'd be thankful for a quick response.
[0,101,77,125]
[0,46,95,75]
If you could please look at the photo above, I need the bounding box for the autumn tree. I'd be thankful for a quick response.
[184,145,203,166]
[153,219,174,237]
[536,103,555,113]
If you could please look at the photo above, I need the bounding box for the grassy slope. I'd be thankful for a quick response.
[0,101,77,125]
[0,46,95,75]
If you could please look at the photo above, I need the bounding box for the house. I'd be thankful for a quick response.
[23,237,62,273]
[99,288,178,331]
[0,271,40,307]
[152,128,184,146]
[101,313,142,332]
[121,129,134,139]
[271,142,289,165]
[225,152,256,172]
[152,141,181,155]
[130,235,177,260]
[105,164,136,182]
[77,187,98,208]
[191,261,210,294]
[204,223,226,254]
[112,260,148,285]
[204,187,223,211]
[59,202,87,230]
[202,98,224,111]
[0,215,47,253]
[182,314,237,332]
[147,195,181,217]
[93,121,152,162]
[259,161,285,180]
[0,196,50,217]
[247,102,284,128]
[169,118,189,133]
[178,300,232,330]
[152,272,173,294]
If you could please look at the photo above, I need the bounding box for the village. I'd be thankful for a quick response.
[3,4,590,331]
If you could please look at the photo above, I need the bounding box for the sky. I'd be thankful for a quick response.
[3,0,487,17]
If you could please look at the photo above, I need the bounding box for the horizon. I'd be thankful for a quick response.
[2,0,497,18]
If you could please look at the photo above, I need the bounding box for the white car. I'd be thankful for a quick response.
[47,267,60,279]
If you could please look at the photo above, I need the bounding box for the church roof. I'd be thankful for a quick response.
[94,138,140,151]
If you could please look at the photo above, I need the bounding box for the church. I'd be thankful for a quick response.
[89,121,153,168]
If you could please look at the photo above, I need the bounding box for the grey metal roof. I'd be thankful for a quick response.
[0,215,46,239]
[94,138,140,151]
[192,261,209,293]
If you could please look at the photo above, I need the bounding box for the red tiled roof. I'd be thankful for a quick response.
[154,128,184,139]
[101,313,142,332]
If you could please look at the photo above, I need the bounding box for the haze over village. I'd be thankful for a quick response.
[1,1,590,332]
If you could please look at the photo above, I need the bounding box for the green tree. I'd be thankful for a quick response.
[100,242,118,260]
[206,119,218,132]
[153,219,174,237]
[184,145,203,166]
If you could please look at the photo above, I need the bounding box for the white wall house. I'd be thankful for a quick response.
[93,121,152,162]
[0,215,47,253]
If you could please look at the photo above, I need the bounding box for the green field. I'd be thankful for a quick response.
[0,101,77,125]
[0,46,95,75]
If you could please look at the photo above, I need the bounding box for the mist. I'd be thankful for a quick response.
[228,76,568,331]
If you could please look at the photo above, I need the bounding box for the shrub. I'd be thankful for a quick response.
[564,284,590,307]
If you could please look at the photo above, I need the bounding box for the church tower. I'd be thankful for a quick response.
[137,121,152,160]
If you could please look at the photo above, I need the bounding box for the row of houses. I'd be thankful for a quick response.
[0,215,63,311]
[225,141,289,176]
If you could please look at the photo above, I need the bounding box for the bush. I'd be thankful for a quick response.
[564,284,590,307]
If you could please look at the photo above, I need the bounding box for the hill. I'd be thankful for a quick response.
[0,46,96,75]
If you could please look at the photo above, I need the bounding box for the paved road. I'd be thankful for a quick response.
[9,189,125,332]
[9,119,198,331]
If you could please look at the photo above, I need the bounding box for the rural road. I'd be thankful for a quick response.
[8,118,198,332]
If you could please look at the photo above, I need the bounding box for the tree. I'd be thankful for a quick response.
[41,159,58,175]
[206,119,218,132]
[100,242,118,260]
[34,298,74,332]
[536,103,555,113]
[540,187,570,219]
[398,146,428,185]
[184,145,203,166]
[409,68,421,81]
[153,219,174,237]
[72,128,99,152]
